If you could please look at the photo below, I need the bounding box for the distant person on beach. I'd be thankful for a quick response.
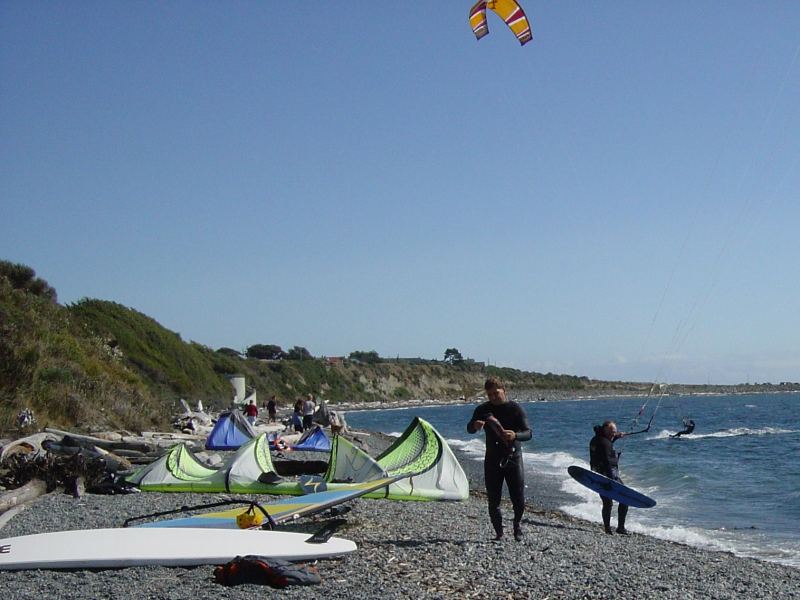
[292,400,304,432]
[589,420,629,535]
[670,418,695,438]
[244,399,258,425]
[466,376,532,541]
[267,395,277,423]
[302,393,316,430]
[17,408,35,429]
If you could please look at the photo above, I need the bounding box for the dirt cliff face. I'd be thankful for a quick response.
[333,362,484,402]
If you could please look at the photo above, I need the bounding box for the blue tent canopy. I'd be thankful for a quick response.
[205,410,256,450]
[291,426,331,452]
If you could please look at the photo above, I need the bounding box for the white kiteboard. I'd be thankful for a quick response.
[0,527,356,570]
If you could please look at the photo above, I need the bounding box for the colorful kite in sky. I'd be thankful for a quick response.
[469,0,532,46]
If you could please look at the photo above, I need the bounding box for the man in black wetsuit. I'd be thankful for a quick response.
[467,377,532,541]
[670,418,695,438]
[589,420,629,535]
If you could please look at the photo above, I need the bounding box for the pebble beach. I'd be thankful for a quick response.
[1,435,798,599]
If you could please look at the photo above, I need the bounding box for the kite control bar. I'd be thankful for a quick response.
[122,498,277,530]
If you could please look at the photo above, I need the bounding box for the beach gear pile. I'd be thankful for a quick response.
[127,417,469,501]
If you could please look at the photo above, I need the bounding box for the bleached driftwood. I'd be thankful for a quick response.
[120,435,203,450]
[92,447,133,472]
[44,428,156,454]
[0,433,59,463]
[0,479,47,515]
[0,502,29,531]
[87,431,126,442]
[139,431,205,441]
[177,400,213,427]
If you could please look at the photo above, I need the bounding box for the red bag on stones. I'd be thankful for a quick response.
[213,555,321,588]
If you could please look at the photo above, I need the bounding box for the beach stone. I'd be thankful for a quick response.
[0,441,798,598]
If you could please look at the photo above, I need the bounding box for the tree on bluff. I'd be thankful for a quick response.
[246,344,284,360]
[216,347,242,358]
[348,350,381,364]
[286,346,313,360]
[444,347,464,364]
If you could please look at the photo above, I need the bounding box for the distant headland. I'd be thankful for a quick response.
[3,259,798,433]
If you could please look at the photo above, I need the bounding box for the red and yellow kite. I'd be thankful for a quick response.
[469,0,533,46]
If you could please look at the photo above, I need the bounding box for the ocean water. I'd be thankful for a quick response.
[345,392,800,568]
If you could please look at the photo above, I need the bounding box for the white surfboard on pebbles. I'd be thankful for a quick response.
[0,527,356,570]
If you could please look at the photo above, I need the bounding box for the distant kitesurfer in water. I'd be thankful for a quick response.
[670,418,695,438]
[589,420,629,535]
[467,376,532,541]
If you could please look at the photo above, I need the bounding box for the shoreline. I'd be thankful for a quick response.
[350,408,800,572]
[0,478,797,598]
[0,429,797,598]
[333,387,800,414]
[395,430,800,571]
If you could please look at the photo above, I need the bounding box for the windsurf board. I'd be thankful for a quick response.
[567,465,656,508]
[0,527,356,570]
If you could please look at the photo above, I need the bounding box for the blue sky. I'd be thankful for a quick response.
[2,3,799,384]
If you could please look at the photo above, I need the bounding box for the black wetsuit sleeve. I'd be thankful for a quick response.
[466,404,487,434]
[511,403,532,442]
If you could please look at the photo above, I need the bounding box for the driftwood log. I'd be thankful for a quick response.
[45,428,156,454]
[0,502,30,531]
[40,441,133,472]
[140,431,206,442]
[44,428,203,453]
[0,478,47,515]
[0,432,59,463]
[0,449,118,497]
